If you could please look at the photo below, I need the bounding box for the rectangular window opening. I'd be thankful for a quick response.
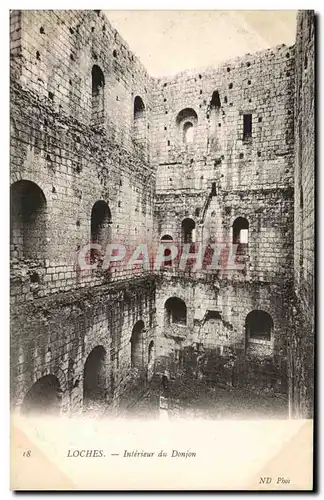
[243,114,252,141]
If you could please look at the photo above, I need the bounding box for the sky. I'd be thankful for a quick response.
[105,10,297,77]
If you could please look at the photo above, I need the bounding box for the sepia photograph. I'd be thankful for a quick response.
[9,8,315,491]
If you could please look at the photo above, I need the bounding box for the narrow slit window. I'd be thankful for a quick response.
[91,65,105,125]
[133,96,147,145]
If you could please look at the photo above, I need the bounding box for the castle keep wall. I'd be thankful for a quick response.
[288,10,315,418]
[150,45,295,390]
[10,10,156,412]
[10,10,314,416]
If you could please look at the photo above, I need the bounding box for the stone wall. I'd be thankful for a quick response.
[151,44,295,390]
[288,10,315,418]
[11,277,156,414]
[10,10,315,416]
[151,45,295,192]
[10,10,157,413]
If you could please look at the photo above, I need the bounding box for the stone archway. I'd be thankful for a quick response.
[10,179,47,260]
[130,320,145,369]
[21,374,62,416]
[83,345,107,411]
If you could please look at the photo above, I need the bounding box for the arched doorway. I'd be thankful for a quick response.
[176,108,198,146]
[133,95,146,144]
[90,200,111,264]
[83,346,107,409]
[10,180,47,259]
[21,375,62,416]
[130,320,145,369]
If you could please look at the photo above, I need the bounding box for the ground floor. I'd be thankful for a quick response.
[11,275,292,419]
[76,373,289,420]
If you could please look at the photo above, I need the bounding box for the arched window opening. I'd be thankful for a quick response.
[133,95,147,144]
[90,200,111,263]
[131,320,145,369]
[183,121,194,143]
[83,346,107,408]
[232,217,249,254]
[209,91,221,144]
[161,234,173,267]
[21,375,62,416]
[134,95,145,120]
[148,340,154,365]
[165,297,187,325]
[10,180,47,260]
[176,108,198,147]
[210,90,221,109]
[245,310,273,342]
[91,64,105,125]
[182,218,196,244]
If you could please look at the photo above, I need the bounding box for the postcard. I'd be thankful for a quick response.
[10,9,315,491]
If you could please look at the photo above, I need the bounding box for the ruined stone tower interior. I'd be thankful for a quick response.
[10,10,315,419]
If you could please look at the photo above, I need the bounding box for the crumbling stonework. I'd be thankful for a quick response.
[10,10,314,417]
[151,44,295,393]
[10,10,156,414]
[288,11,315,418]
